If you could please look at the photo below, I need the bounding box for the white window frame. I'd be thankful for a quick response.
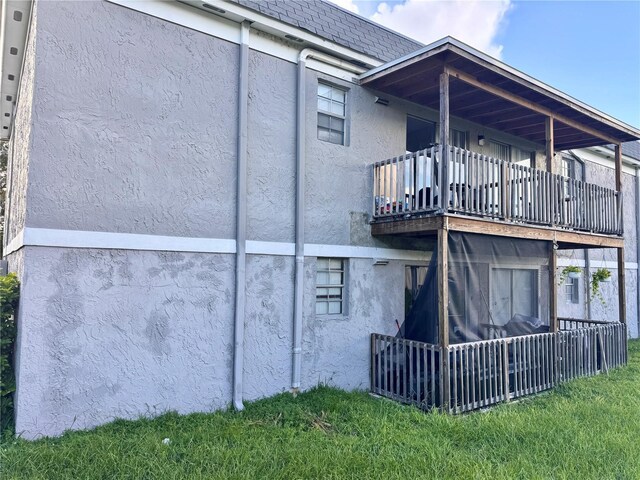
[317,82,347,146]
[315,258,346,315]
[564,276,580,304]
[561,156,585,181]
[489,265,542,325]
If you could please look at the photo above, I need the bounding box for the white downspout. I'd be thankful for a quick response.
[292,49,366,392]
[636,167,640,337]
[232,20,250,411]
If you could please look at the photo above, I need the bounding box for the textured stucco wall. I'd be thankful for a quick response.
[555,154,639,336]
[301,257,408,391]
[246,51,296,243]
[243,254,294,400]
[3,1,38,244]
[26,1,238,239]
[9,0,639,440]
[14,247,235,439]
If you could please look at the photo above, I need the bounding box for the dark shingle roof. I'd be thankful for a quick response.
[230,0,424,62]
[602,141,640,161]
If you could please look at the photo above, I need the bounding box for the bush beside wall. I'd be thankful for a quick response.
[1,273,19,435]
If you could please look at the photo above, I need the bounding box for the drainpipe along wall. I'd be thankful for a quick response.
[636,167,640,336]
[292,50,366,391]
[233,20,250,411]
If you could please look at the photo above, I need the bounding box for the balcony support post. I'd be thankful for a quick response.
[438,219,450,411]
[549,241,558,332]
[545,117,554,172]
[615,144,626,326]
[439,72,450,211]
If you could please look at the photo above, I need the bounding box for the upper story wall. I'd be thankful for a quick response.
[9,0,635,251]
[25,0,239,240]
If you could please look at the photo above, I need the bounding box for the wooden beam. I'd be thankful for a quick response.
[361,43,450,85]
[615,144,623,191]
[440,72,450,194]
[618,247,626,324]
[370,215,443,235]
[484,116,545,132]
[461,103,522,121]
[437,222,450,410]
[546,117,554,173]
[445,66,620,144]
[372,215,625,247]
[370,61,444,90]
[550,243,558,332]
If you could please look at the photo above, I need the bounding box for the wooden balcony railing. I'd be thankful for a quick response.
[371,322,627,413]
[372,146,623,235]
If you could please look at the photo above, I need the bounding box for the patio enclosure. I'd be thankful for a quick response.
[371,321,627,413]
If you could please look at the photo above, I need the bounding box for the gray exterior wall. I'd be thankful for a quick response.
[14,247,235,437]
[4,0,638,438]
[27,1,238,239]
[3,0,37,246]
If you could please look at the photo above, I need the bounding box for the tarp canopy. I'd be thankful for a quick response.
[401,232,551,344]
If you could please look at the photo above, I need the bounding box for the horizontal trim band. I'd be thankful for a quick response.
[5,228,636,268]
[557,257,638,270]
[3,228,430,262]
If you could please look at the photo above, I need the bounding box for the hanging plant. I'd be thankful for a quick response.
[558,265,581,285]
[590,267,611,305]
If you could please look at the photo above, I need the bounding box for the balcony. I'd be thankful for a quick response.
[372,145,623,239]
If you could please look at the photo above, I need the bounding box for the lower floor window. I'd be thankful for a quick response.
[316,258,345,314]
[565,277,579,304]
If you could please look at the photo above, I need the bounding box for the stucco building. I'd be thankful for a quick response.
[1,0,639,438]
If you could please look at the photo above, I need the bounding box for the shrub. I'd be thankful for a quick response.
[0,272,19,436]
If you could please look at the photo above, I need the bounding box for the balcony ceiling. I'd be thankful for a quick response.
[360,37,640,151]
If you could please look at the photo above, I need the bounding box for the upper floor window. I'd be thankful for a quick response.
[317,83,346,145]
[450,129,468,150]
[489,140,533,167]
[488,140,510,162]
[561,156,585,182]
[406,116,435,152]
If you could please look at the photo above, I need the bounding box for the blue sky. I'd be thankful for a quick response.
[330,0,640,128]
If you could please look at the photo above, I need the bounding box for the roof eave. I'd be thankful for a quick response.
[0,0,32,141]
[360,37,640,144]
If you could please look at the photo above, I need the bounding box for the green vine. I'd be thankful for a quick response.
[590,268,611,305]
[1,272,19,437]
[558,265,581,285]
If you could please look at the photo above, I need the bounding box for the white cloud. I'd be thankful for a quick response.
[329,0,360,14]
[372,0,510,58]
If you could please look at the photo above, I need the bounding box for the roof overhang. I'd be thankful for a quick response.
[0,0,32,140]
[360,37,640,151]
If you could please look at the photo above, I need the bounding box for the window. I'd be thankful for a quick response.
[488,140,510,161]
[450,129,468,149]
[316,258,345,315]
[512,146,534,167]
[561,156,585,181]
[489,140,533,167]
[490,268,539,324]
[317,83,346,145]
[406,116,435,152]
[565,277,579,304]
[405,265,428,316]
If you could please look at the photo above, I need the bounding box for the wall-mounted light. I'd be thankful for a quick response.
[478,134,485,146]
[373,258,389,266]
[374,96,389,106]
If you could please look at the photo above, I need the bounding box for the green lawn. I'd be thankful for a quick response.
[2,340,639,479]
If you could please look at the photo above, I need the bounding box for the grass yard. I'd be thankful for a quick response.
[2,340,639,479]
